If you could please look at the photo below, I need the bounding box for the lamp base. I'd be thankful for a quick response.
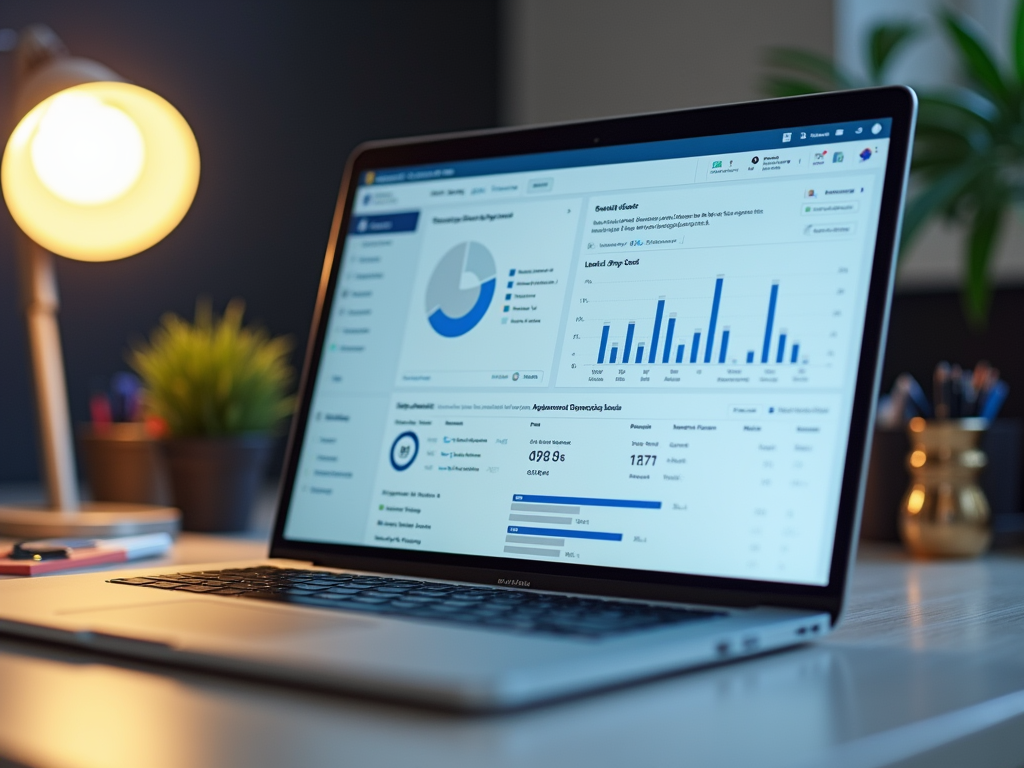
[0,502,180,539]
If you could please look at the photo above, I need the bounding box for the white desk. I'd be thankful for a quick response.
[0,535,1022,768]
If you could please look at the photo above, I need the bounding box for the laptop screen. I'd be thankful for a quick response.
[283,118,894,587]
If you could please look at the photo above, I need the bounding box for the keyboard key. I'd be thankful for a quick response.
[110,566,725,638]
[154,575,206,584]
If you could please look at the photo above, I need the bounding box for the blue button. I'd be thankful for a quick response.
[349,211,419,235]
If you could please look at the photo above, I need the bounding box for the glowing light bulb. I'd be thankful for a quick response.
[29,91,145,206]
[2,81,199,261]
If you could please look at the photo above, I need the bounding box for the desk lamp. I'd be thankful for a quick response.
[0,25,200,537]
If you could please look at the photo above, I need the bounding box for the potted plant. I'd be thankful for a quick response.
[764,3,1024,326]
[129,300,295,532]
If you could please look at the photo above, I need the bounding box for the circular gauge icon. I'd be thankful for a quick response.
[390,431,419,471]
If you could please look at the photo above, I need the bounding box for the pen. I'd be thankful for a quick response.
[972,361,991,395]
[934,362,951,420]
[23,533,172,561]
[961,368,977,417]
[979,380,1009,420]
[901,374,933,419]
[977,367,1001,414]
[90,392,112,426]
[110,372,142,423]
[950,364,963,418]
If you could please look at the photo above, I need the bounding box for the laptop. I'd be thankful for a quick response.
[0,86,916,711]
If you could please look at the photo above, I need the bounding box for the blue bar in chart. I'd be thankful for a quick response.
[648,299,665,363]
[507,526,623,542]
[513,494,662,509]
[761,283,779,364]
[662,316,676,364]
[704,277,724,364]
[588,276,805,368]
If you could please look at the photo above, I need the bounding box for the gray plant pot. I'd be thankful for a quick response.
[163,435,271,532]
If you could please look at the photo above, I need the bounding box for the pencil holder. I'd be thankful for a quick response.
[899,417,991,557]
[79,423,172,506]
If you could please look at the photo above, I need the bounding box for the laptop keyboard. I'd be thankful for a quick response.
[109,566,725,639]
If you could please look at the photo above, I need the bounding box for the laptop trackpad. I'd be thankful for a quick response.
[67,600,372,645]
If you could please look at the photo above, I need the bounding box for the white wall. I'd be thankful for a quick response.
[835,0,1024,289]
[501,0,833,125]
[501,0,1024,290]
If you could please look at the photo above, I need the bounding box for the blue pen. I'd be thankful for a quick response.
[899,374,933,419]
[110,372,142,422]
[979,380,1009,420]
[961,369,978,417]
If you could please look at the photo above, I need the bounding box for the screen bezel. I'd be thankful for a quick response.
[270,87,917,622]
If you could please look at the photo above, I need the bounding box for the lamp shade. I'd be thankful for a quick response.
[2,80,200,261]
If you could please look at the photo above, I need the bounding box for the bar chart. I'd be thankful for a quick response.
[556,226,862,391]
[502,494,655,560]
[593,276,805,368]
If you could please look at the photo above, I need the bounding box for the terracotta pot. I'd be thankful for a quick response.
[79,423,171,505]
[163,435,271,532]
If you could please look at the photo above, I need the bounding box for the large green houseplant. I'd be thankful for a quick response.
[130,300,294,531]
[765,3,1024,325]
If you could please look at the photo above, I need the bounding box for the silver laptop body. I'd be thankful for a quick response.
[0,87,916,710]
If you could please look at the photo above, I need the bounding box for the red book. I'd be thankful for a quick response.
[0,547,126,575]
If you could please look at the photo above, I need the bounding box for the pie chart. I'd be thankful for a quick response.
[425,241,496,337]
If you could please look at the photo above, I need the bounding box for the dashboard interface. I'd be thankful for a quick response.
[284,119,893,586]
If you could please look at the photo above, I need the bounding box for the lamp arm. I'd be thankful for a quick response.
[16,235,80,511]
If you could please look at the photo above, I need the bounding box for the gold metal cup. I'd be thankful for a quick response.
[899,417,991,557]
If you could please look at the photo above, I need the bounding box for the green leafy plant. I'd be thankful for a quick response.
[765,5,1024,326]
[129,299,295,437]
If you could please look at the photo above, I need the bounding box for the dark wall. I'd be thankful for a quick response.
[881,289,1024,414]
[0,1,499,482]
[2,0,1019,493]
[882,287,1024,512]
